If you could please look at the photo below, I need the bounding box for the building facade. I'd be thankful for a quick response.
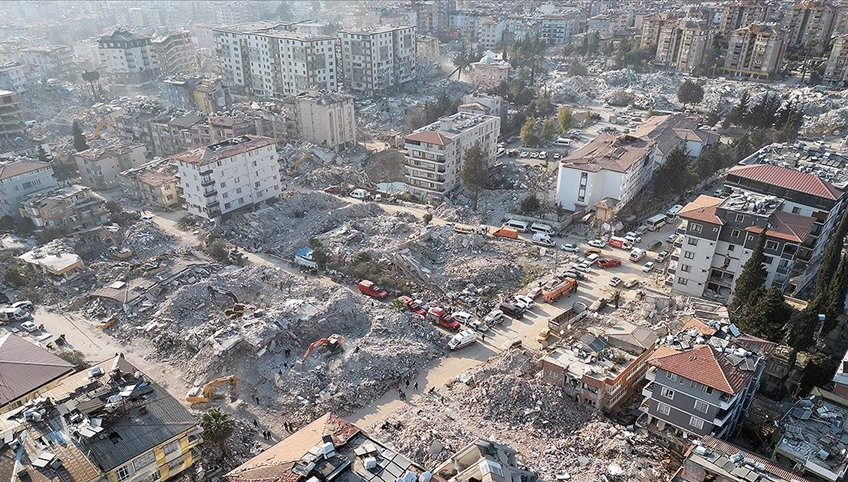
[825,34,848,86]
[0,62,30,93]
[151,30,199,76]
[119,158,181,208]
[98,28,157,90]
[0,90,23,144]
[173,135,281,220]
[285,90,356,150]
[18,185,108,232]
[719,2,770,39]
[73,142,148,190]
[654,19,713,73]
[783,0,836,54]
[339,25,417,97]
[469,52,511,90]
[404,112,500,199]
[0,160,57,218]
[723,24,788,79]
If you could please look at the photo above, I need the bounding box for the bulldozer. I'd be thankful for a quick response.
[300,334,344,363]
[207,286,245,317]
[186,375,237,404]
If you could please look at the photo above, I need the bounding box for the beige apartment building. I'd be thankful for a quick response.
[74,141,147,190]
[825,33,848,85]
[655,18,713,73]
[723,24,788,78]
[285,90,355,150]
[339,25,417,97]
[152,30,199,76]
[119,158,181,208]
[783,0,836,54]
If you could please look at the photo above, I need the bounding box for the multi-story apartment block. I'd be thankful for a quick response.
[149,114,205,157]
[339,25,417,97]
[655,19,713,73]
[477,19,506,49]
[285,90,356,150]
[0,353,203,482]
[0,62,30,93]
[470,52,511,90]
[505,16,542,43]
[416,35,440,60]
[723,24,788,79]
[173,135,280,220]
[119,158,181,208]
[18,184,108,232]
[555,133,654,212]
[783,0,837,54]
[825,33,848,85]
[0,90,23,145]
[18,45,73,79]
[213,23,338,98]
[720,2,770,40]
[163,76,228,113]
[541,11,581,45]
[151,30,199,76]
[404,112,500,199]
[641,13,675,48]
[641,317,773,440]
[98,28,157,91]
[677,436,818,482]
[0,160,57,218]
[73,141,147,190]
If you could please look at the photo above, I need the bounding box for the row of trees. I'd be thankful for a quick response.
[724,92,804,141]
[518,106,576,148]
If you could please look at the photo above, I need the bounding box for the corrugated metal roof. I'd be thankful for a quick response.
[729,164,843,201]
[0,334,74,407]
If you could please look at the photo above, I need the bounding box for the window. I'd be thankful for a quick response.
[681,264,691,273]
[133,451,156,471]
[701,385,714,395]
[694,400,709,413]
[678,277,688,285]
[163,439,181,454]
[687,238,699,246]
[684,251,695,259]
[766,240,778,250]
[792,206,801,214]
[691,223,702,233]
[115,465,134,482]
[479,461,504,477]
[728,244,735,252]
[689,416,704,430]
[665,371,679,382]
[661,387,675,399]
[735,214,745,222]
[657,402,671,415]
[731,229,740,238]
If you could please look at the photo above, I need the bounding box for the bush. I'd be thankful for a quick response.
[521,193,541,214]
[3,264,26,287]
[422,213,433,225]
[57,350,89,372]
[205,239,230,263]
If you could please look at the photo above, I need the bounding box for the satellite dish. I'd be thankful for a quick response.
[216,97,225,107]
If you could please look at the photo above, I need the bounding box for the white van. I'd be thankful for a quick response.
[629,248,646,262]
[665,204,683,221]
[350,188,369,200]
[645,214,667,231]
[504,219,529,232]
[553,138,572,147]
[530,222,554,236]
[0,307,31,323]
[448,329,477,350]
[532,232,552,243]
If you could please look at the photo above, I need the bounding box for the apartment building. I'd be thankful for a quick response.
[477,19,506,48]
[470,52,511,90]
[98,29,157,91]
[824,33,848,86]
[163,76,228,113]
[629,114,719,167]
[213,23,338,98]
[0,160,57,218]
[555,133,654,212]
[416,35,440,60]
[119,158,181,208]
[641,13,676,48]
[18,185,109,232]
[723,24,788,79]
[173,135,280,220]
[676,436,817,482]
[151,30,199,76]
[404,112,500,199]
[541,321,660,412]
[0,62,30,93]
[783,0,837,54]
[654,19,713,73]
[434,440,538,482]
[0,90,23,145]
[719,2,770,39]
[73,141,147,190]
[18,45,73,79]
[285,90,355,150]
[541,11,581,45]
[641,317,773,440]
[0,353,203,482]
[339,25,417,97]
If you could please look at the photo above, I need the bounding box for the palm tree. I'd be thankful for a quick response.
[200,407,235,452]
[81,70,100,100]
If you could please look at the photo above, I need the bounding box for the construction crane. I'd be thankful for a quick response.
[185,375,237,404]
[302,334,344,362]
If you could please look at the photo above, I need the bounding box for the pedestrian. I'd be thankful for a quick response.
[481,333,486,342]
[284,362,288,368]
[405,380,409,388]
[279,368,284,375]
[253,419,258,428]
[285,348,291,358]
[413,381,418,390]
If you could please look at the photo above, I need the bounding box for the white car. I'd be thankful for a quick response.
[642,261,656,273]
[20,321,37,332]
[560,243,579,252]
[529,151,539,158]
[483,309,504,325]
[453,311,474,325]
[588,239,606,248]
[10,301,33,312]
[514,295,536,311]
[609,276,623,287]
[624,278,640,288]
[468,318,490,332]
[519,151,529,158]
[586,253,600,263]
[575,262,592,272]
[625,231,642,243]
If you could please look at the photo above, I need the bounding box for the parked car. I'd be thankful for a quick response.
[10,301,33,312]
[560,243,579,252]
[575,262,592,272]
[656,250,670,262]
[562,270,584,280]
[514,295,536,311]
[624,278,640,288]
[588,239,606,248]
[584,247,602,256]
[533,238,556,248]
[625,232,642,243]
[642,261,656,272]
[597,258,621,268]
[586,253,600,263]
[609,276,623,287]
[483,309,504,325]
[666,233,679,243]
[452,311,475,325]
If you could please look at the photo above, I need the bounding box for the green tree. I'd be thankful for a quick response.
[459,142,488,211]
[653,147,691,195]
[422,213,433,225]
[72,121,89,152]
[788,305,822,351]
[276,1,295,20]
[812,209,848,306]
[557,107,573,133]
[3,263,26,287]
[729,229,768,317]
[204,237,230,263]
[521,192,541,214]
[677,80,704,108]
[200,407,235,450]
[799,352,836,392]
[726,91,750,127]
[541,118,558,142]
[308,237,327,269]
[822,252,848,333]
[57,350,90,372]
[737,287,792,342]
[520,118,539,147]
[36,145,49,162]
[0,215,14,232]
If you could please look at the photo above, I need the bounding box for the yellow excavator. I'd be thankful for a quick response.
[185,375,237,404]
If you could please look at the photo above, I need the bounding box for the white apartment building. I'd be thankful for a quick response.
[404,112,500,199]
[98,29,157,90]
[151,30,199,76]
[73,142,147,190]
[0,160,58,218]
[477,19,506,49]
[174,135,281,220]
[541,11,581,45]
[285,90,356,150]
[0,62,30,94]
[213,23,338,98]
[339,25,417,97]
[555,133,654,212]
[723,24,788,79]
[3,45,74,80]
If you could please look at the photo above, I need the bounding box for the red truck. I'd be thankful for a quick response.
[597,258,622,268]
[397,295,425,315]
[426,307,460,331]
[358,280,388,299]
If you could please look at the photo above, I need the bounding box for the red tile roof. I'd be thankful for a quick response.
[745,210,815,243]
[648,345,752,395]
[682,317,717,336]
[405,131,452,146]
[0,334,74,407]
[678,195,724,225]
[728,164,843,201]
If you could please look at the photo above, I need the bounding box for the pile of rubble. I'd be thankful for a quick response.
[370,349,678,482]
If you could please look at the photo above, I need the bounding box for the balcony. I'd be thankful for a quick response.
[200,178,215,187]
[645,367,657,382]
[642,382,654,398]
[718,392,738,410]
[202,188,217,198]
[713,407,734,427]
[199,169,213,177]
[206,200,220,208]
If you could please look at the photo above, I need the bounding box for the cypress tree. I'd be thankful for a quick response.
[730,229,768,317]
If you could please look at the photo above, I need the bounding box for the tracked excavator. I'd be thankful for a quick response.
[186,375,237,403]
[300,334,344,363]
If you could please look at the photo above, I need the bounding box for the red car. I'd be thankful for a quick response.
[397,295,425,316]
[358,280,388,299]
[426,307,460,331]
[597,258,622,268]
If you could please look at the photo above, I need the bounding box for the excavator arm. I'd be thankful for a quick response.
[187,375,237,403]
[303,338,330,361]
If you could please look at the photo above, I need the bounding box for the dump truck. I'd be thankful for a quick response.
[186,375,237,403]
[541,278,578,303]
[492,226,519,239]
[358,280,388,299]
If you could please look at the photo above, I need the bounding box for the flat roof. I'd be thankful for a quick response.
[172,135,277,166]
